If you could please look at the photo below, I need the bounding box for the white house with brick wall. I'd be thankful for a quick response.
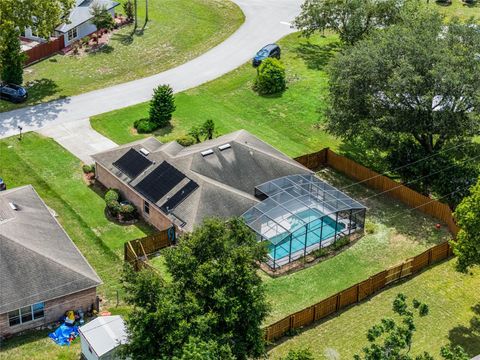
[0,185,101,337]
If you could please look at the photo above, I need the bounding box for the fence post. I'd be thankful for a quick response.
[289,315,295,331]
[335,293,341,311]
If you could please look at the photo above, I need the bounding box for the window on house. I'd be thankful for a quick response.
[67,27,78,41]
[144,201,150,215]
[8,302,45,327]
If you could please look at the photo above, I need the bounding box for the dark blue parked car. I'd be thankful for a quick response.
[252,44,281,67]
[0,83,28,103]
[0,178,6,191]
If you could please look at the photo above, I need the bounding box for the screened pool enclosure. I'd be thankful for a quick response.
[243,174,366,270]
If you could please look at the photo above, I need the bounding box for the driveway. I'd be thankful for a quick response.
[0,0,303,138]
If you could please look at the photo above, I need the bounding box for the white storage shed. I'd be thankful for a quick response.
[79,316,128,360]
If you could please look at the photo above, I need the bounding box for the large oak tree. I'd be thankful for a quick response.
[122,218,269,360]
[326,3,480,203]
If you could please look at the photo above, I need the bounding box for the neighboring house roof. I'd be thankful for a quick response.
[0,185,101,314]
[92,130,312,232]
[56,0,120,33]
[79,316,128,357]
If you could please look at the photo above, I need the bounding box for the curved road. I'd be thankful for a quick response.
[0,0,302,139]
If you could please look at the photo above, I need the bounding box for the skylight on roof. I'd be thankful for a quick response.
[218,143,231,151]
[201,149,214,157]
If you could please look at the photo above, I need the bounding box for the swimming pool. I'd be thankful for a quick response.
[268,209,345,261]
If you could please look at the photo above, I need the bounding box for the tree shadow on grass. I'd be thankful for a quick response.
[24,78,61,105]
[152,123,174,137]
[111,32,135,46]
[447,303,480,356]
[294,40,341,70]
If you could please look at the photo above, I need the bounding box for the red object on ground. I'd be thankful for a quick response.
[435,223,441,229]
[99,311,111,316]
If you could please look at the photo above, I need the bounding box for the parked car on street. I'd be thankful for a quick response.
[252,44,281,67]
[0,178,6,191]
[0,83,28,103]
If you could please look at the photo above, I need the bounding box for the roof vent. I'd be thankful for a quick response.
[139,148,150,156]
[201,149,214,157]
[8,202,18,211]
[218,143,231,151]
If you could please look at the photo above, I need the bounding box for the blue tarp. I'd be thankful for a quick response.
[48,323,79,346]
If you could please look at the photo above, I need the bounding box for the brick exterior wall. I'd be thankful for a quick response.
[0,287,97,337]
[95,163,173,231]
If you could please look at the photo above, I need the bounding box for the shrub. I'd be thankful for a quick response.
[134,118,159,133]
[176,135,196,147]
[312,247,329,258]
[123,0,135,22]
[332,236,350,251]
[365,221,377,234]
[254,58,286,95]
[105,188,120,203]
[82,164,94,174]
[149,84,176,127]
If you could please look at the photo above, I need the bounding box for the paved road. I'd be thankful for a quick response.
[0,0,302,139]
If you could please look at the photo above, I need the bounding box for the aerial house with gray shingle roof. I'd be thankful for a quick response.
[0,185,101,337]
[93,130,366,270]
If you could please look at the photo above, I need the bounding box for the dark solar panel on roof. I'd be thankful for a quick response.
[113,149,153,179]
[161,180,198,213]
[134,161,186,203]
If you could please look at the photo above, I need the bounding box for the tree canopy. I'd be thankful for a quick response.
[326,3,480,204]
[122,218,269,360]
[0,0,74,39]
[294,0,404,45]
[453,178,480,272]
[356,294,469,360]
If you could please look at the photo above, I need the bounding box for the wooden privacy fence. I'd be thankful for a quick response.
[264,241,453,342]
[124,226,175,270]
[24,36,65,66]
[294,148,459,236]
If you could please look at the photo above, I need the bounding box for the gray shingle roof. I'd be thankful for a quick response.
[56,0,120,33]
[92,130,312,231]
[0,186,101,314]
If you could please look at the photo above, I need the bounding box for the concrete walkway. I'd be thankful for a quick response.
[0,0,302,140]
[37,119,117,164]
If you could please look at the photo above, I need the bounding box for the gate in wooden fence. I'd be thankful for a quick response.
[264,241,453,342]
[124,226,175,271]
[294,148,459,236]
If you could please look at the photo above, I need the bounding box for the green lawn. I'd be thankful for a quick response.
[0,0,243,112]
[434,0,480,19]
[263,169,451,325]
[91,32,342,158]
[268,259,480,359]
[0,133,154,303]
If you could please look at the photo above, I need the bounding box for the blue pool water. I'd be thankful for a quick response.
[269,209,345,261]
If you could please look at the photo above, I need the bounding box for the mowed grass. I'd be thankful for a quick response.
[0,0,243,112]
[0,329,82,360]
[0,133,154,303]
[268,259,480,359]
[91,32,342,158]
[263,169,451,325]
[434,0,480,19]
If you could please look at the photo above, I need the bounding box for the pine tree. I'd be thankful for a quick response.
[149,84,176,127]
[0,24,26,85]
